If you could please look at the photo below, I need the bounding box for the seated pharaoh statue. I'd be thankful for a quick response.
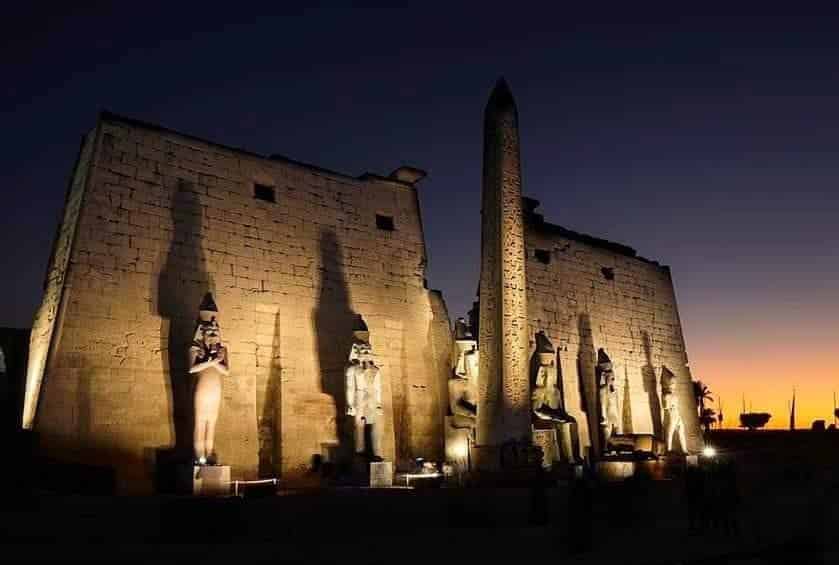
[449,317,478,432]
[531,331,577,463]
[445,317,478,469]
[596,349,622,454]
[345,316,384,462]
[596,348,664,458]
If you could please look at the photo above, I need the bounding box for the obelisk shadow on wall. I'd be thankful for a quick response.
[156,179,213,477]
[258,309,282,478]
[314,228,358,470]
[641,331,663,440]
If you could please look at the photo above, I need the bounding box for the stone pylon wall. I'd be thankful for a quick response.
[28,113,448,491]
[525,224,703,456]
[23,130,96,431]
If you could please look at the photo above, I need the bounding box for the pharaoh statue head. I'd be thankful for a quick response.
[349,315,373,365]
[454,317,472,340]
[661,367,679,405]
[193,293,222,354]
[349,341,373,363]
[453,316,478,378]
[535,331,555,368]
[597,348,615,393]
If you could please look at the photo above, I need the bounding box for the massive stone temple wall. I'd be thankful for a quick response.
[26,89,704,491]
[523,200,703,456]
[25,112,448,491]
[23,131,96,431]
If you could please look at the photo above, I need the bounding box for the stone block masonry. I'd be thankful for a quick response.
[25,112,449,492]
[523,201,703,456]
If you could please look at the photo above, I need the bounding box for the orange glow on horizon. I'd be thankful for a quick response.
[686,321,839,431]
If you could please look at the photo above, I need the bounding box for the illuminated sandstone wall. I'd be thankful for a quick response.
[23,130,97,430]
[33,112,447,490]
[525,207,703,456]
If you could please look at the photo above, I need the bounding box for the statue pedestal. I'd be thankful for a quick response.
[532,428,558,469]
[445,416,472,471]
[635,459,667,480]
[607,434,664,456]
[595,461,635,482]
[369,461,393,487]
[178,465,230,496]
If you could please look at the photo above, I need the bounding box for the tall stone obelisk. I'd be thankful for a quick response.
[477,79,530,448]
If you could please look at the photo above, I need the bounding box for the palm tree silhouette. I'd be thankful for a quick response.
[693,380,713,418]
[699,408,717,433]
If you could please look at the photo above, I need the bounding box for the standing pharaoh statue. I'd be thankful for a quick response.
[189,294,230,465]
[597,349,620,452]
[662,368,687,453]
[345,317,384,460]
[531,332,576,462]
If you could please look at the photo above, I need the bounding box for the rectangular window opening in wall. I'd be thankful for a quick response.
[534,248,551,264]
[376,214,395,231]
[254,183,276,203]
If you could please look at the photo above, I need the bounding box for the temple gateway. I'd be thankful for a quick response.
[22,80,702,492]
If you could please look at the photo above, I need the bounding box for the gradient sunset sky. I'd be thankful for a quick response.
[3,6,838,428]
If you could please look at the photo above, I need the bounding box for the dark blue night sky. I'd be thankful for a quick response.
[3,5,839,423]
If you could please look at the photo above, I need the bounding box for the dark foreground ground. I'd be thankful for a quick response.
[2,430,838,564]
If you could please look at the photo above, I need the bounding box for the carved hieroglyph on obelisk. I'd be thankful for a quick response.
[477,79,530,446]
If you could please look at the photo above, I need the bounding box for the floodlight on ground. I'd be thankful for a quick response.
[702,446,716,458]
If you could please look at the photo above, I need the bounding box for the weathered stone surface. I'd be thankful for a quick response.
[192,464,230,496]
[25,112,448,492]
[23,132,96,430]
[524,202,703,456]
[531,428,558,469]
[478,79,530,447]
[25,88,704,494]
[369,461,393,487]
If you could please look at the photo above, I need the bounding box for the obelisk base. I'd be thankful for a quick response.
[177,465,231,496]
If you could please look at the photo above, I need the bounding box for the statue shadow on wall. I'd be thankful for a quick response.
[576,314,599,460]
[622,367,634,435]
[556,345,581,462]
[259,310,282,478]
[313,228,358,475]
[641,331,663,440]
[155,180,212,490]
[396,322,412,465]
